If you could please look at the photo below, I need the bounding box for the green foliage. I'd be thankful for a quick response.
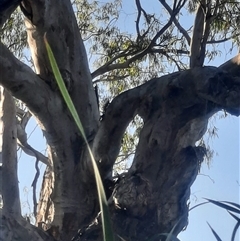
[188,1,240,47]
[211,1,240,41]
[0,8,27,60]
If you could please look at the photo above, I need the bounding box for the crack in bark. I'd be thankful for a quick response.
[1,0,240,239]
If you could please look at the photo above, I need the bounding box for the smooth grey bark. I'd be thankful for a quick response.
[1,0,99,240]
[0,1,239,241]
[0,87,21,216]
[189,1,213,68]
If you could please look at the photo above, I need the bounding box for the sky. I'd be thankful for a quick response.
[179,115,239,241]
[12,0,240,240]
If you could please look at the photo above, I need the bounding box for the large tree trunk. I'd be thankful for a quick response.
[20,0,100,240]
[0,1,240,241]
[81,65,240,241]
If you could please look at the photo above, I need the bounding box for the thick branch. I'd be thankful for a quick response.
[8,2,100,238]
[198,3,212,68]
[93,64,240,179]
[190,2,205,68]
[190,1,217,68]
[0,42,56,117]
[219,53,240,77]
[22,0,99,133]
[89,60,240,240]
[0,87,21,216]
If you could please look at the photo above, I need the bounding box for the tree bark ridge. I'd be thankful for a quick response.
[0,87,21,216]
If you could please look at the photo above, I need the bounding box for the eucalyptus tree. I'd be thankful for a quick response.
[0,0,239,240]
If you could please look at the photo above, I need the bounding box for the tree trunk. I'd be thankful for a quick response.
[0,1,240,241]
[80,66,240,241]
[0,87,20,216]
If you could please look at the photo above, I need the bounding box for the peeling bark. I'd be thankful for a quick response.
[0,1,240,241]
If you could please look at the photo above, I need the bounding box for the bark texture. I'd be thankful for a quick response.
[83,65,240,241]
[0,87,20,216]
[0,1,240,241]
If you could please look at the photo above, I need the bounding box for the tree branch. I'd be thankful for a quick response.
[159,0,191,45]
[190,1,206,68]
[22,0,99,131]
[91,1,186,79]
[135,0,150,38]
[207,33,240,44]
[93,75,130,84]
[0,87,21,216]
[31,155,40,217]
[147,0,185,49]
[93,64,240,179]
[18,142,50,166]
[219,53,240,77]
[92,46,189,79]
[15,109,50,166]
[151,48,189,55]
[17,121,50,166]
[0,42,55,117]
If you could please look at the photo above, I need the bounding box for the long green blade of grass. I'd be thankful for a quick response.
[44,34,114,241]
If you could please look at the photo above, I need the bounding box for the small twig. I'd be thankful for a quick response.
[198,173,215,183]
[31,153,40,217]
[135,0,150,38]
[159,0,191,45]
[207,33,240,44]
[91,0,185,78]
[17,123,50,166]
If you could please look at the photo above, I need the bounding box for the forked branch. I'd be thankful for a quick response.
[92,1,186,79]
[93,60,240,179]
